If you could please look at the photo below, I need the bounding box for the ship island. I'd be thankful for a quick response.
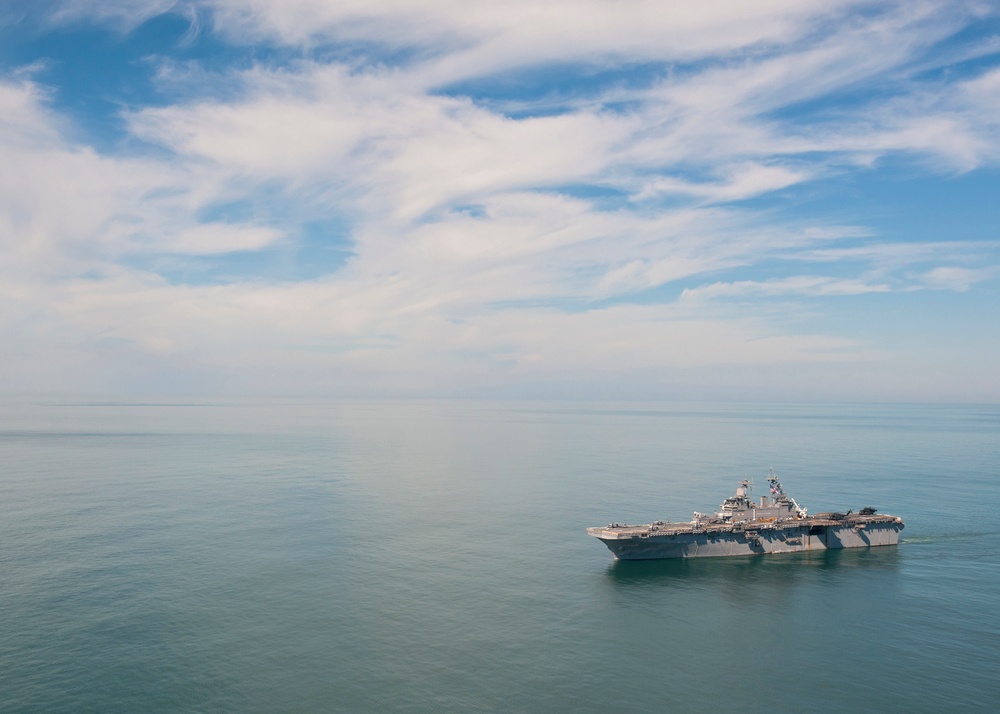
[587,469,904,560]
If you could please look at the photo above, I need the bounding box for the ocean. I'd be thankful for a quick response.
[1,399,998,713]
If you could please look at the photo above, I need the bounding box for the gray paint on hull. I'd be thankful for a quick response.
[599,523,903,560]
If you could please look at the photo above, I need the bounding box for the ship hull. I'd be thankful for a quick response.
[594,521,903,560]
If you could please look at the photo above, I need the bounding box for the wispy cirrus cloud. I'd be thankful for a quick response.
[681,276,893,303]
[631,163,813,204]
[917,266,996,292]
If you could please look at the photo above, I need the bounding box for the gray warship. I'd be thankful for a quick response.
[587,470,904,560]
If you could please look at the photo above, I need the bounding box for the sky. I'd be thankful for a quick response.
[1,0,999,401]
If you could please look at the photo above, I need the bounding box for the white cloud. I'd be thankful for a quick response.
[161,223,283,254]
[0,79,61,142]
[203,0,863,73]
[792,241,1000,271]
[130,65,377,176]
[918,266,995,292]
[680,276,893,303]
[44,0,181,31]
[633,163,812,203]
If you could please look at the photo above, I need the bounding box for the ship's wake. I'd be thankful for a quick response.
[901,531,1000,544]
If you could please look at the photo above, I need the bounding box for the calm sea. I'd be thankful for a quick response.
[1,399,998,713]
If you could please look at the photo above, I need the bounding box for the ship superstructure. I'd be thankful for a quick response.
[587,469,904,560]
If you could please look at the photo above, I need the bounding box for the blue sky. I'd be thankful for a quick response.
[1,0,998,401]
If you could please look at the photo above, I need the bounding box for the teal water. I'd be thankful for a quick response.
[1,399,998,713]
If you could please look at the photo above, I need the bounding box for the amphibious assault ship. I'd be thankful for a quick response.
[587,470,904,560]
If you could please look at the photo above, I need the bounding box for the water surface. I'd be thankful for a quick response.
[1,399,997,712]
